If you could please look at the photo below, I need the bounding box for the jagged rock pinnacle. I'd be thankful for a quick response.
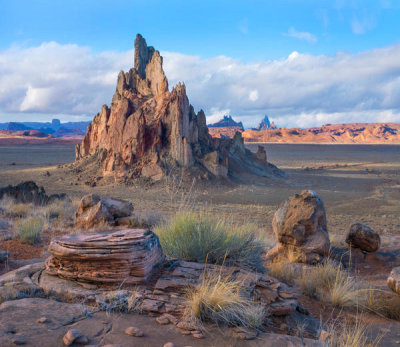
[134,34,155,79]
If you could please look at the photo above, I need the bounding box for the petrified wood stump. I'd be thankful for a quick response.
[45,229,165,284]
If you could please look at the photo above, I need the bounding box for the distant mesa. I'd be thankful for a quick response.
[74,34,283,182]
[208,115,244,131]
[6,122,33,131]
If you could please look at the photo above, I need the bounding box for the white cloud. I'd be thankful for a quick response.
[0,41,400,128]
[284,27,317,43]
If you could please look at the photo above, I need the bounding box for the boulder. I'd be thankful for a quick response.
[75,194,134,229]
[0,181,68,205]
[267,190,330,263]
[345,222,380,252]
[388,267,400,295]
[45,229,165,284]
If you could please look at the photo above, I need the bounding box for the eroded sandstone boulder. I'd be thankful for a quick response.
[388,267,400,295]
[45,229,165,284]
[75,194,134,229]
[74,34,282,182]
[267,190,330,264]
[345,222,380,252]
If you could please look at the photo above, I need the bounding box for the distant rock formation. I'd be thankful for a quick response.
[208,115,244,131]
[242,122,400,144]
[255,115,276,130]
[74,34,282,182]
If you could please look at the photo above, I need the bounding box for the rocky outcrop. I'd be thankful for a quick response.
[74,194,134,229]
[74,34,282,182]
[345,222,380,252]
[0,181,68,205]
[388,267,400,295]
[208,115,244,131]
[45,229,165,284]
[267,190,330,264]
[255,115,276,130]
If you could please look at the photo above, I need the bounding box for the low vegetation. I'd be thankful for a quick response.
[13,217,44,244]
[184,271,265,329]
[96,290,142,313]
[154,211,265,271]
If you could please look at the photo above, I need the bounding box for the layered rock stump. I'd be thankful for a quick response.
[45,229,165,284]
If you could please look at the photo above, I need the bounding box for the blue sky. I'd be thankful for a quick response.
[0,0,399,127]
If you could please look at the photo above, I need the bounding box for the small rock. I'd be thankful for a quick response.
[125,326,143,337]
[163,343,176,347]
[176,321,196,331]
[75,335,89,345]
[156,316,170,325]
[345,222,380,252]
[12,337,26,345]
[36,317,48,324]
[233,327,258,340]
[192,333,204,339]
[180,330,192,335]
[63,329,82,346]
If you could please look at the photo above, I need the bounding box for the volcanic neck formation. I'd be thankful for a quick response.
[75,34,281,181]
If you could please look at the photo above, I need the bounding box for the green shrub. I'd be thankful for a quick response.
[14,217,44,244]
[154,211,265,271]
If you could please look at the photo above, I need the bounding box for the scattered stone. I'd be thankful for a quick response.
[176,321,197,331]
[388,267,400,295]
[192,332,205,339]
[345,222,380,252]
[163,343,176,347]
[63,329,82,346]
[124,326,143,337]
[156,315,170,325]
[75,334,89,345]
[36,317,47,324]
[45,229,165,284]
[74,194,134,229]
[179,330,192,335]
[319,329,331,342]
[233,327,258,340]
[162,313,179,325]
[267,190,330,264]
[11,336,26,345]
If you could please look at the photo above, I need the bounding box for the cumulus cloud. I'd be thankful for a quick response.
[284,27,317,43]
[0,41,400,128]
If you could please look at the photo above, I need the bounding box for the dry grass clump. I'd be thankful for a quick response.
[154,211,265,271]
[184,272,265,329]
[327,319,381,347]
[0,196,33,217]
[267,261,296,284]
[96,290,142,313]
[13,217,44,244]
[359,286,400,320]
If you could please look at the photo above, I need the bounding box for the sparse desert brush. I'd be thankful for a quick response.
[299,260,341,298]
[14,217,44,244]
[327,318,381,347]
[0,196,32,217]
[97,290,142,313]
[154,211,265,271]
[184,271,265,329]
[267,261,295,284]
[360,286,400,320]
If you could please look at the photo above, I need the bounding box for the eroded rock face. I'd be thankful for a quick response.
[268,190,330,263]
[74,34,282,182]
[45,229,165,284]
[75,194,134,229]
[345,222,380,252]
[0,181,68,205]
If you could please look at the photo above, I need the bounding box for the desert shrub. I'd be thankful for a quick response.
[96,290,142,313]
[327,319,381,347]
[14,217,44,244]
[0,196,32,217]
[184,272,265,329]
[267,261,295,284]
[154,211,265,271]
[359,286,400,320]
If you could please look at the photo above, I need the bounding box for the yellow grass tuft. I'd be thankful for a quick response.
[184,271,265,329]
[13,217,44,244]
